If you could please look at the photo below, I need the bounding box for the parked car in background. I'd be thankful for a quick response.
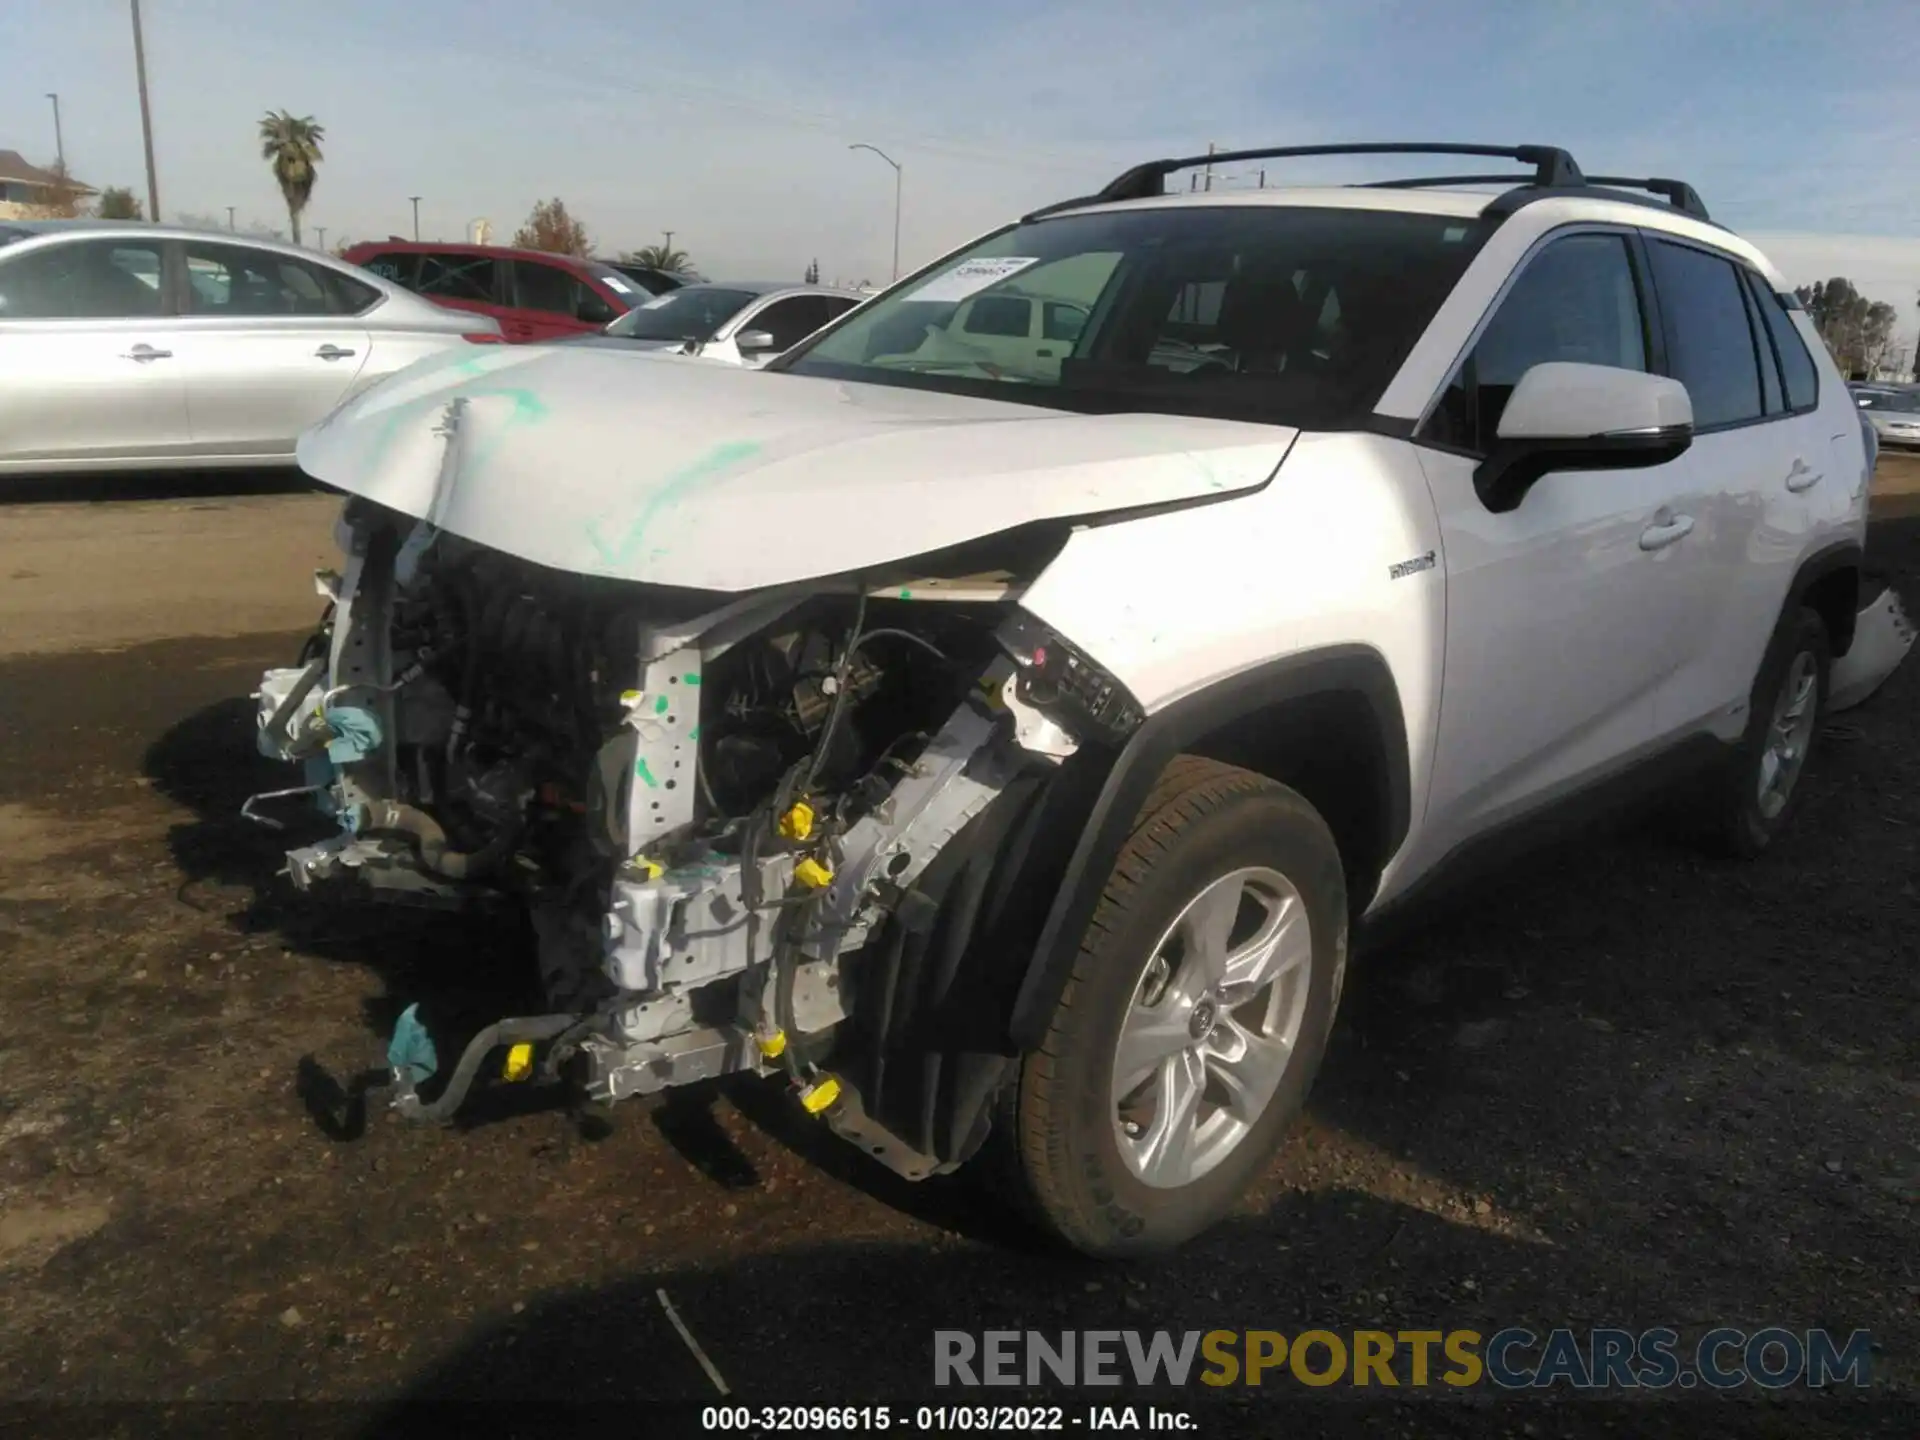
[341,239,647,343]
[0,219,502,474]
[1848,382,1920,450]
[567,280,865,365]
[597,260,691,296]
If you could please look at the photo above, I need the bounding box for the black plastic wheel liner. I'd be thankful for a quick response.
[843,764,1081,1168]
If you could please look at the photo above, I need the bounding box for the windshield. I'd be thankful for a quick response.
[1857,388,1920,413]
[774,204,1492,427]
[605,286,757,342]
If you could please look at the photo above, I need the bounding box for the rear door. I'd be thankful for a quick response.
[172,239,370,458]
[412,250,511,333]
[1409,228,1701,865]
[0,234,192,468]
[508,258,615,341]
[1635,237,1818,740]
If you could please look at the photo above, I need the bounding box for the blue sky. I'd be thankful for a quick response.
[5,0,1919,342]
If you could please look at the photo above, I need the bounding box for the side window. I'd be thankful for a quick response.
[1645,239,1764,429]
[1743,271,1819,412]
[753,296,831,351]
[1424,232,1648,452]
[820,296,860,324]
[324,269,381,315]
[0,239,167,319]
[963,295,1034,337]
[360,252,416,287]
[416,253,498,304]
[1043,301,1089,344]
[513,260,576,315]
[182,243,335,317]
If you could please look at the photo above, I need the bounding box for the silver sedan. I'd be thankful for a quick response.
[0,220,503,474]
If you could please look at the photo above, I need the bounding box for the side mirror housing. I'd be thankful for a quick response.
[1475,362,1694,513]
[734,329,777,354]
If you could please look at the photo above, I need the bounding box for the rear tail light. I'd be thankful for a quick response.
[461,332,506,344]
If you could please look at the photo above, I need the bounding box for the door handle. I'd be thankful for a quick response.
[313,344,356,361]
[1639,514,1695,551]
[122,344,171,362]
[1785,458,1822,493]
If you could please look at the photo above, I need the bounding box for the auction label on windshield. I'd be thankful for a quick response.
[905,257,1039,303]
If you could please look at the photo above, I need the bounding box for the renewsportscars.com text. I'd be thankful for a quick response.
[933,1328,1874,1391]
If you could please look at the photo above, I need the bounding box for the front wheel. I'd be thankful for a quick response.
[1007,757,1347,1257]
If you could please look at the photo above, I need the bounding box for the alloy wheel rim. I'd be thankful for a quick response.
[1757,650,1818,820]
[1110,865,1312,1190]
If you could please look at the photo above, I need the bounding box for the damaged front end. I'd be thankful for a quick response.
[251,495,1133,1172]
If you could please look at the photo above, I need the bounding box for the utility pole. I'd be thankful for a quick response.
[409,196,421,241]
[130,0,161,223]
[45,93,64,172]
[1258,169,1265,188]
[225,205,236,231]
[315,225,326,251]
[849,144,902,281]
[1203,142,1216,192]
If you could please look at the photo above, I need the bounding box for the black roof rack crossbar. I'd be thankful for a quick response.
[1091,143,1585,203]
[1581,175,1711,221]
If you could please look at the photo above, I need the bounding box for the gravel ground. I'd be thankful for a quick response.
[0,473,1915,1439]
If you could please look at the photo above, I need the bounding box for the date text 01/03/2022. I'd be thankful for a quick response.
[700,1404,1198,1431]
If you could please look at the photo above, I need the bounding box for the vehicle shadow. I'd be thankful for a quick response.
[355,1190,1902,1439]
[0,466,318,506]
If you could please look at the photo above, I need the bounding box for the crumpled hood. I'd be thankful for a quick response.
[296,343,1296,592]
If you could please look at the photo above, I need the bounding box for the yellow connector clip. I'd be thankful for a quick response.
[756,1027,788,1060]
[793,856,834,889]
[626,855,664,880]
[798,1073,842,1115]
[502,1042,534,1083]
[777,801,815,842]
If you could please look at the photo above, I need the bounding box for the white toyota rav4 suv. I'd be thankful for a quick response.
[252,143,1875,1257]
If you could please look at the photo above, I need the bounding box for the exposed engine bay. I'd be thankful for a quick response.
[252,497,1136,1173]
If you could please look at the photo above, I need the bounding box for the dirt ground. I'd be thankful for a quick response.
[0,463,1916,1438]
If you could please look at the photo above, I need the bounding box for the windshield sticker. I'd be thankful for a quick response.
[604,275,632,293]
[904,256,1040,303]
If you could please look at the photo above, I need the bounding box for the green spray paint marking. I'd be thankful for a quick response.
[634,758,659,788]
[584,441,763,570]
[688,725,701,741]
[682,673,701,685]
[654,695,669,715]
[462,387,551,475]
[899,588,914,600]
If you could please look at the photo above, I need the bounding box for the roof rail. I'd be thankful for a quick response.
[1021,143,1712,227]
[1089,142,1583,204]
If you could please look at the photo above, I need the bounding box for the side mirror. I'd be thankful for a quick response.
[734,329,777,354]
[1475,362,1693,513]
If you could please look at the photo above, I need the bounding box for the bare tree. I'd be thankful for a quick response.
[513,198,592,256]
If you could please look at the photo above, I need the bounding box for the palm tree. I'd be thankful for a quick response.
[258,111,324,246]
[623,243,691,273]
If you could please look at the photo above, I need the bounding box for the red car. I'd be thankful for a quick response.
[340,240,652,343]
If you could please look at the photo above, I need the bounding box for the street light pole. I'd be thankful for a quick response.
[130,0,161,223]
[45,93,64,172]
[849,143,902,282]
[315,225,327,251]
[225,205,236,231]
[409,196,421,241]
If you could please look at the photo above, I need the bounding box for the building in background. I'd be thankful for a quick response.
[0,149,96,219]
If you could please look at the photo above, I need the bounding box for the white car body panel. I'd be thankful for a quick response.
[294,344,1297,593]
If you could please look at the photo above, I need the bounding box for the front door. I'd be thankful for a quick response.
[0,234,192,468]
[1403,228,1707,877]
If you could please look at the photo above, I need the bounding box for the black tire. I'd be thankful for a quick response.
[1703,606,1831,857]
[1005,756,1347,1258]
